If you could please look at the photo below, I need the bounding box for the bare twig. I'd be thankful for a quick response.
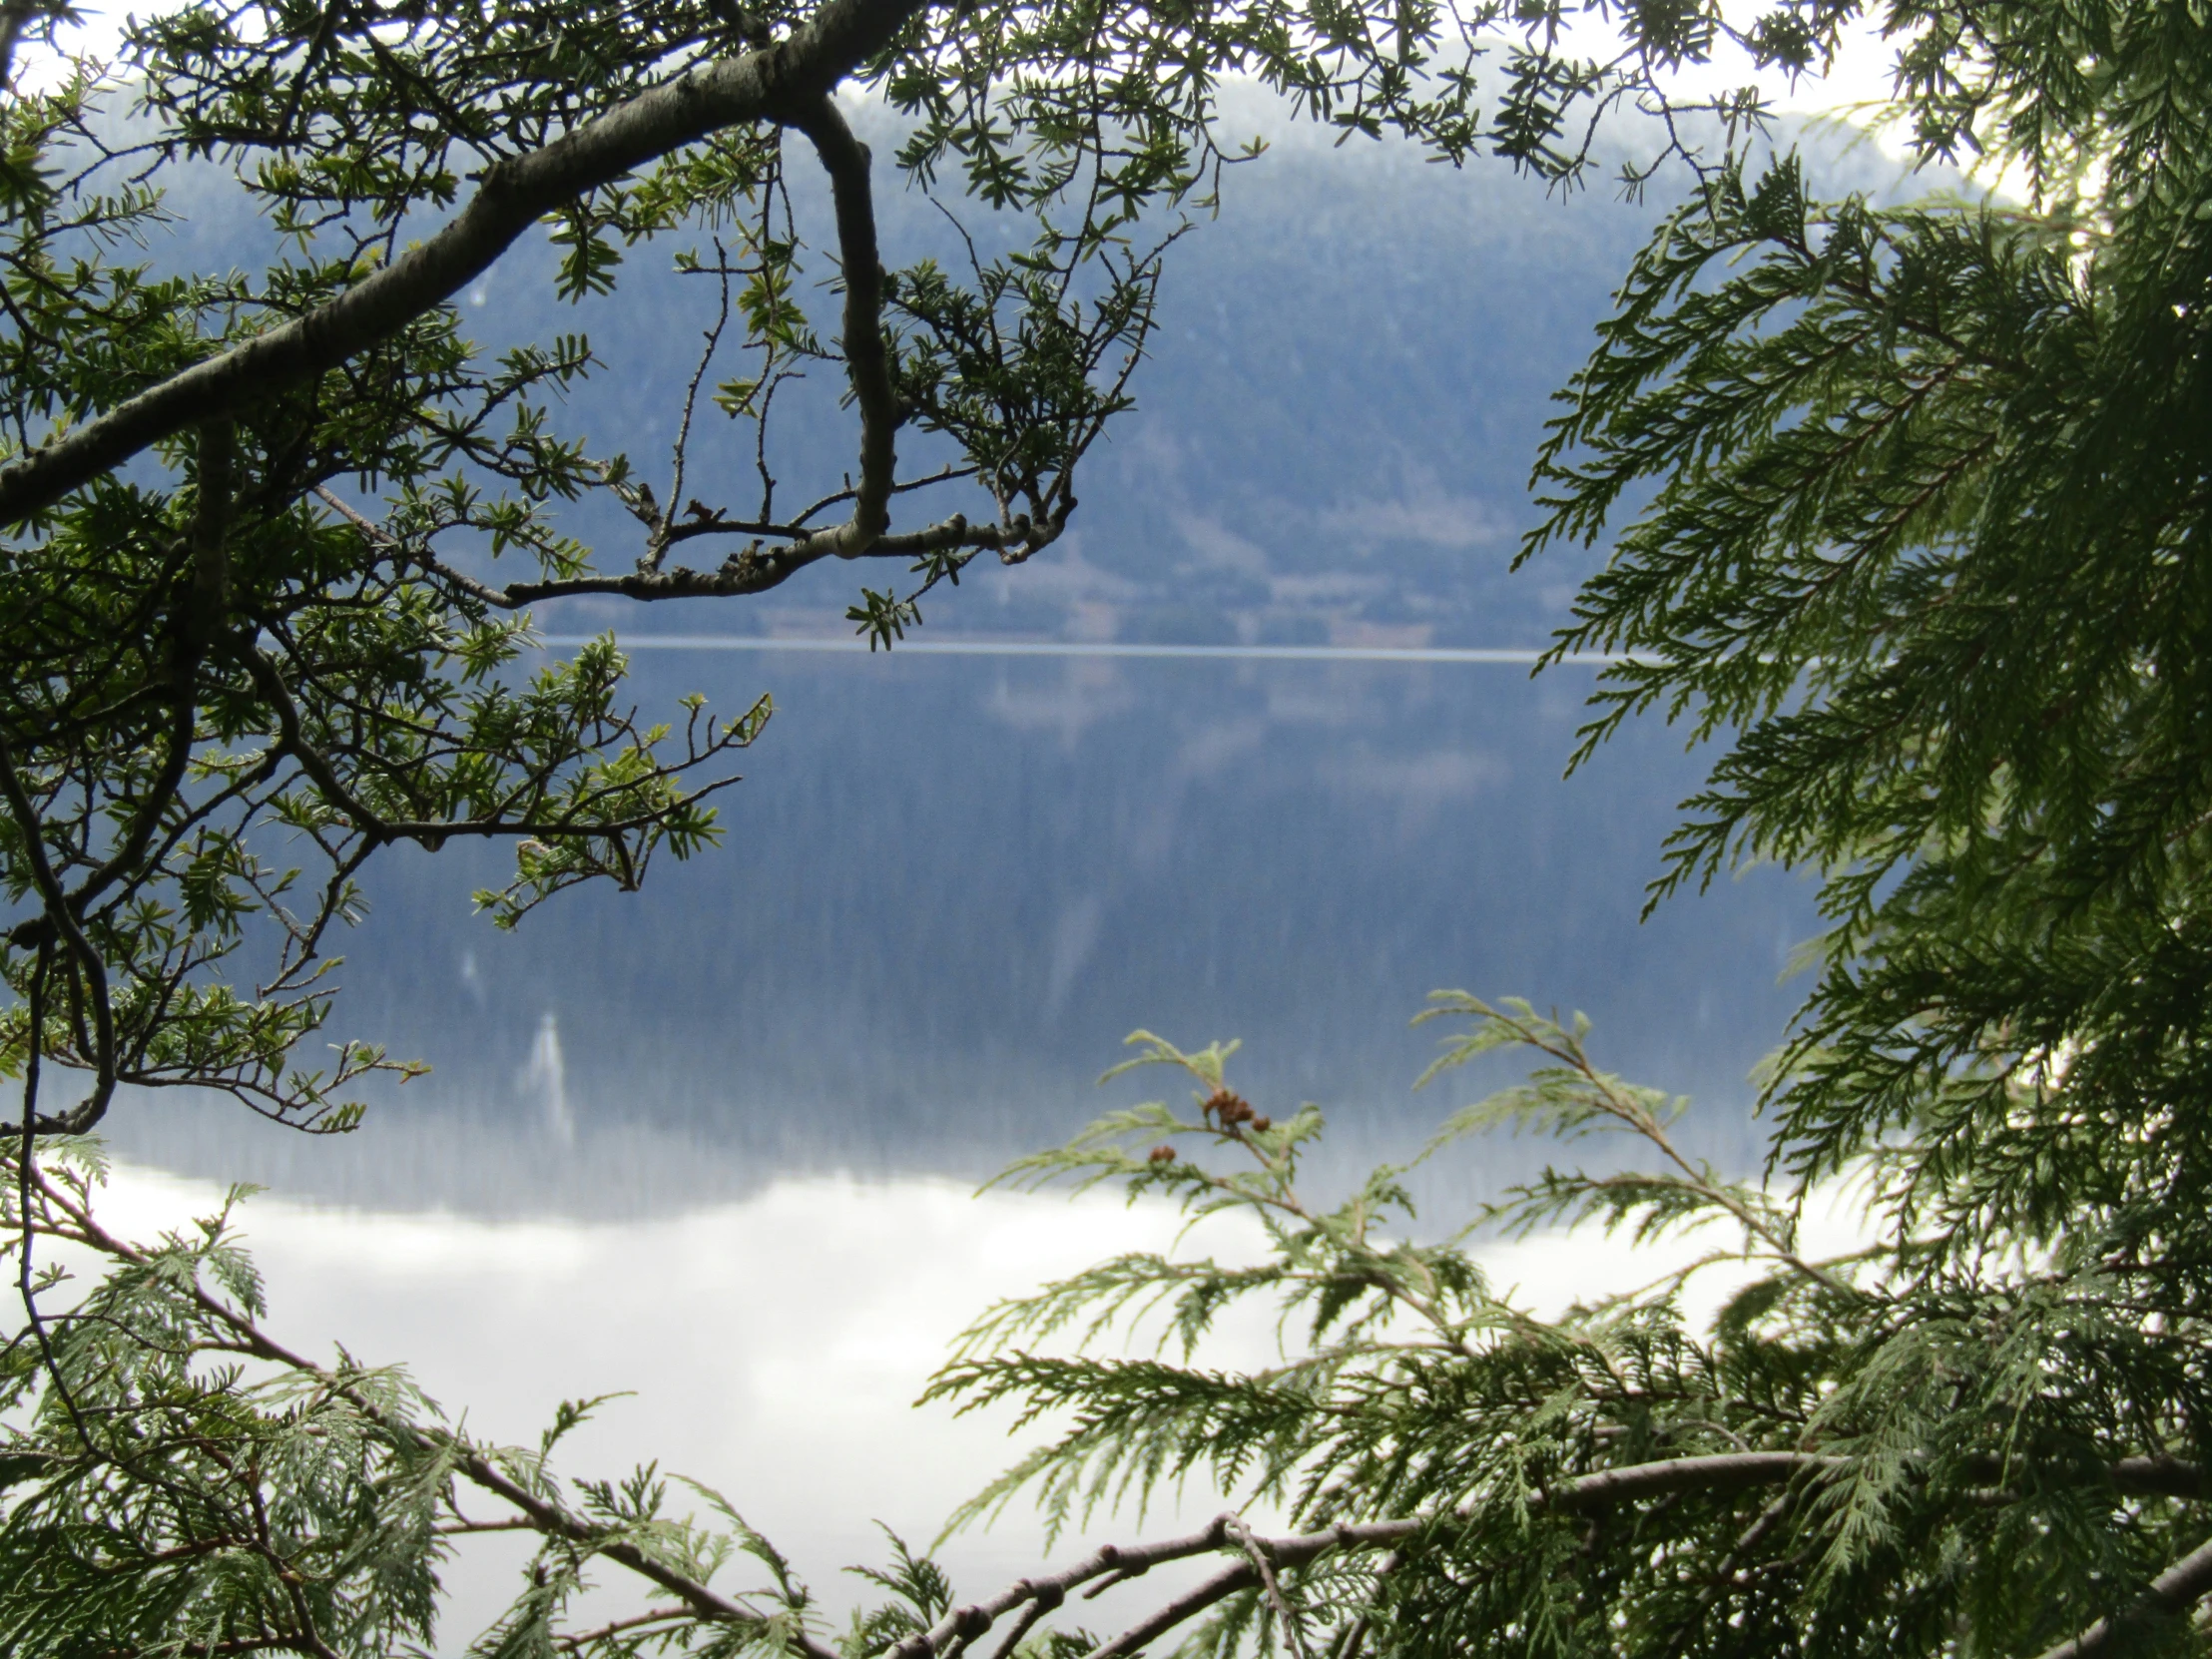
[647,238,736,574]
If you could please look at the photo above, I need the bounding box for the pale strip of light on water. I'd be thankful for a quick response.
[83,1158,1871,1649]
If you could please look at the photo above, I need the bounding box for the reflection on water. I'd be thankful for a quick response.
[518,1013,574,1148]
[92,1158,1870,1642]
[90,660,1832,1643]
[108,647,1821,1219]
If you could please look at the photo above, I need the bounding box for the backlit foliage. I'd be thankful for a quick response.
[6,0,2212,1654]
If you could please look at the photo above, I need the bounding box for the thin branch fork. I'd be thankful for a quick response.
[315,483,1059,612]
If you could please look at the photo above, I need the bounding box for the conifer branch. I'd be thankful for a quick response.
[19,1161,843,1659]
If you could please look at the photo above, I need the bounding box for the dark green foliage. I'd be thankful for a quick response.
[1518,6,2212,1258]
[1507,18,2212,1604]
[906,4,2212,1654]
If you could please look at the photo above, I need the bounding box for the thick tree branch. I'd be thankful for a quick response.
[351,498,1055,608]
[871,1456,1839,1659]
[1072,1449,2212,1659]
[2034,1534,2212,1659]
[1083,1453,1842,1657]
[0,1,36,92]
[1071,1453,2212,1659]
[314,472,1054,614]
[786,93,896,559]
[0,0,931,527]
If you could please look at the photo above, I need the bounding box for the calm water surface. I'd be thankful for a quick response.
[117,645,1819,1212]
[99,645,1826,1637]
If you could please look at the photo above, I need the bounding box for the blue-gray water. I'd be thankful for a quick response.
[110,643,1821,1220]
[96,104,1906,1228]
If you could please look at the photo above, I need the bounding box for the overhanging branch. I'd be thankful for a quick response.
[317,479,1061,609]
[891,1450,2212,1659]
[1081,1452,1836,1659]
[0,0,932,527]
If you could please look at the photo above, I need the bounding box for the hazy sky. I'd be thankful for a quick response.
[23,1,1910,125]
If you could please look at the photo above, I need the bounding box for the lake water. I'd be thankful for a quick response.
[98,641,1827,1639]
[31,80,1936,1646]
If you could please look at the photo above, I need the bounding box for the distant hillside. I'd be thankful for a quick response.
[91,96,1922,1220]
[526,121,1661,648]
[133,95,1939,649]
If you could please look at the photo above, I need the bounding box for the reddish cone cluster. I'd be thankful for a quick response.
[1202,1088,1270,1134]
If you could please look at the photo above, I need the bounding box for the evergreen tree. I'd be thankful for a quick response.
[902,5,2212,1657]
